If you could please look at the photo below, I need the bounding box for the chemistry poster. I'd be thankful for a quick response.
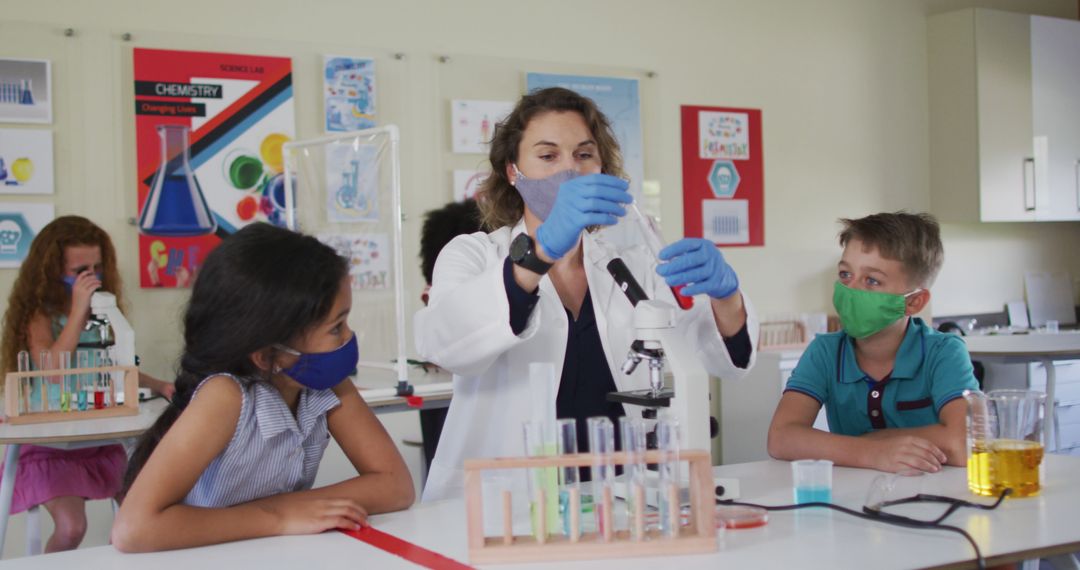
[680,105,763,247]
[0,58,51,124]
[0,202,54,268]
[525,73,643,201]
[133,48,295,288]
[0,128,54,195]
[324,56,375,132]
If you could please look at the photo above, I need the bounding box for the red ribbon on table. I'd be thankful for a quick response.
[338,526,474,570]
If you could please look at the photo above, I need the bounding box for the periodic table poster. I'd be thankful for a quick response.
[680,105,764,247]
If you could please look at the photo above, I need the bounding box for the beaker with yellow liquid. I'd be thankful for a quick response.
[965,389,1046,498]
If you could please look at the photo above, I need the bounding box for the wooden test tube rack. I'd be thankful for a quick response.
[4,365,139,425]
[463,449,717,564]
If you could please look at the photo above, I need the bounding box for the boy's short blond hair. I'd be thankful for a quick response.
[838,211,944,287]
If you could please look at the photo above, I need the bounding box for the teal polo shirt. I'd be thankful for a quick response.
[783,317,978,436]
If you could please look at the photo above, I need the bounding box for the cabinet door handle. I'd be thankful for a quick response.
[1075,159,1079,212]
[1023,157,1036,212]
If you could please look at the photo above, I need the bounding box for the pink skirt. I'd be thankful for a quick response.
[2,444,126,514]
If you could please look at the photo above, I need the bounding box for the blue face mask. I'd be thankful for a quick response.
[61,272,104,293]
[276,334,358,391]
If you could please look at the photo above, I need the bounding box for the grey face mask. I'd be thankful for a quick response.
[512,164,581,221]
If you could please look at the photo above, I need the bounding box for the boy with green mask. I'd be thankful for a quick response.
[767,212,978,473]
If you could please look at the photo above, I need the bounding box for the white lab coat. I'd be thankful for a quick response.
[414,221,759,502]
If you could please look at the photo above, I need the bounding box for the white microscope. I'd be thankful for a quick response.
[86,292,138,402]
[605,259,739,504]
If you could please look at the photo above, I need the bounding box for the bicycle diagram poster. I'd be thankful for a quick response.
[133,48,295,288]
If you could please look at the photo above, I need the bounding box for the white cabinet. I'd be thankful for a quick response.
[929,9,1080,222]
[718,348,826,464]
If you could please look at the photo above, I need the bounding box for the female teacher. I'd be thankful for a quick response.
[416,87,758,501]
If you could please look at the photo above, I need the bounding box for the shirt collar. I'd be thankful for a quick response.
[838,317,926,384]
[254,382,342,440]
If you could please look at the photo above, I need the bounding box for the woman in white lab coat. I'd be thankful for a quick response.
[415,87,758,501]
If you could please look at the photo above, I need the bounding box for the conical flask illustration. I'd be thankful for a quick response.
[139,125,217,237]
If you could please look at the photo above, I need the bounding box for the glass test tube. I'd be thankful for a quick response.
[587,416,615,541]
[657,418,681,538]
[522,420,558,541]
[620,417,648,540]
[556,418,582,540]
[17,350,35,414]
[76,351,89,411]
[93,349,107,409]
[629,201,693,310]
[40,350,59,412]
[59,351,72,412]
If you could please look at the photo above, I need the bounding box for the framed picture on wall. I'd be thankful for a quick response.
[0,58,52,124]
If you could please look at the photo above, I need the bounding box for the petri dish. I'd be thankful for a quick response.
[716,505,768,529]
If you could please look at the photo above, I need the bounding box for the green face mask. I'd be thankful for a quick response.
[832,282,921,339]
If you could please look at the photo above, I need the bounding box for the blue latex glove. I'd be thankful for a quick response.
[536,174,631,260]
[656,238,739,299]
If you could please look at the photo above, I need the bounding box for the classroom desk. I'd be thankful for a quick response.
[355,367,453,414]
[0,398,169,559]
[964,332,1080,451]
[6,455,1079,569]
[0,371,454,561]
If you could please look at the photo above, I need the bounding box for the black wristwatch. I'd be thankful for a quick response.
[509,233,553,275]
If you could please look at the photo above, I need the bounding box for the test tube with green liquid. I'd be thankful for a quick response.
[522,420,559,541]
[59,351,72,412]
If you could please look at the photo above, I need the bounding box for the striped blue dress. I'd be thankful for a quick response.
[184,374,341,508]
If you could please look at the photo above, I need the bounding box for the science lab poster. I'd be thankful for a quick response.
[526,73,644,202]
[0,128,54,195]
[133,48,295,288]
[0,58,51,124]
[680,105,763,247]
[324,56,376,132]
[0,202,53,268]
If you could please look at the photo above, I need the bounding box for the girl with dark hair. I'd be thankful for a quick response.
[415,87,759,501]
[112,223,413,552]
[0,215,173,552]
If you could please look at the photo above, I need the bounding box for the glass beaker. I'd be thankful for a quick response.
[965,389,1046,498]
[139,124,217,237]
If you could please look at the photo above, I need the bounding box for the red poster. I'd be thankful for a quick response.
[133,48,295,288]
[680,106,764,247]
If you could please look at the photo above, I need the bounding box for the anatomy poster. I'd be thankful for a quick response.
[0,202,53,268]
[681,105,763,247]
[324,56,375,132]
[450,99,513,154]
[133,48,295,288]
[0,128,53,195]
[317,232,390,290]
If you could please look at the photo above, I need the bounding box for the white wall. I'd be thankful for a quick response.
[0,0,1078,557]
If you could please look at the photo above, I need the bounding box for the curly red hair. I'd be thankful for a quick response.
[1,216,124,372]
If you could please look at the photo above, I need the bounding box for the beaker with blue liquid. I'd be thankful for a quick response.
[139,124,217,237]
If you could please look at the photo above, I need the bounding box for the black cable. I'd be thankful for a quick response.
[716,497,998,570]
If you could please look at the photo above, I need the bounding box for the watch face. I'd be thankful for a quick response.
[510,233,531,261]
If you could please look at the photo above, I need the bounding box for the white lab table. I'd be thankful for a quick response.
[964,332,1080,451]
[0,398,170,559]
[5,455,1079,569]
[0,370,453,560]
